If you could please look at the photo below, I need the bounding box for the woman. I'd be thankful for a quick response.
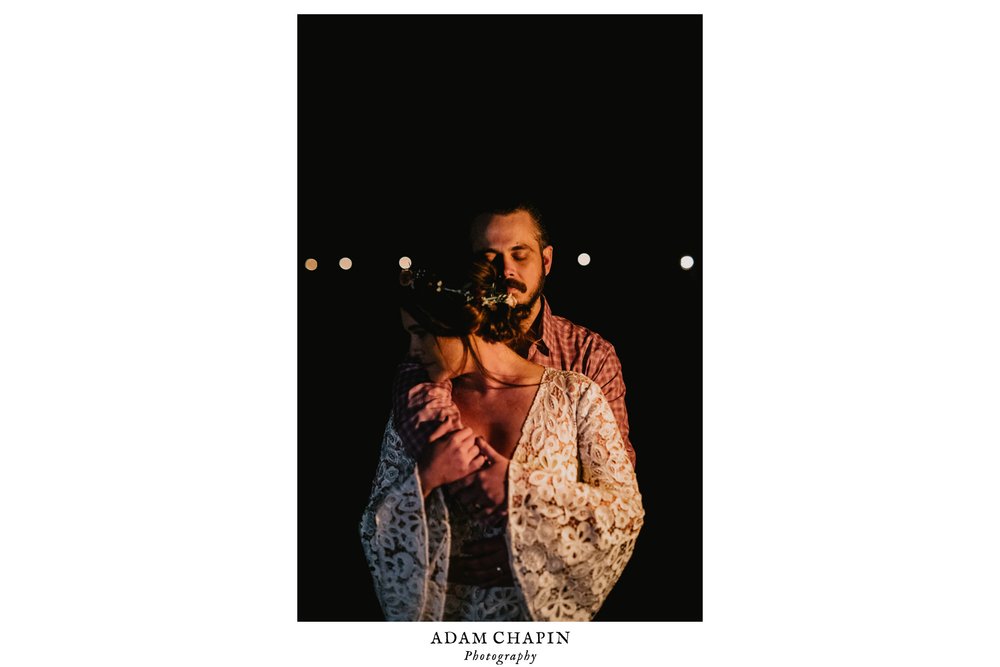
[359,259,643,621]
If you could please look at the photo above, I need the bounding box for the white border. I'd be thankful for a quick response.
[3,2,1000,665]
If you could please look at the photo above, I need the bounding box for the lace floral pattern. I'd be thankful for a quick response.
[358,422,450,621]
[507,370,644,621]
[359,368,643,621]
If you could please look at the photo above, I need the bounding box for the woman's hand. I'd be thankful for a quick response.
[417,418,487,497]
[450,437,510,522]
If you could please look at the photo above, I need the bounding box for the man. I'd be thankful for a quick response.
[468,206,634,464]
[391,204,635,587]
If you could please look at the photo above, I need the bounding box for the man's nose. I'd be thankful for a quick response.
[501,255,517,278]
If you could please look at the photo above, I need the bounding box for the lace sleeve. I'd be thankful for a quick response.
[359,419,450,621]
[508,379,644,621]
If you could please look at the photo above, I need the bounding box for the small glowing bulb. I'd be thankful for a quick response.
[339,257,353,270]
[399,256,412,269]
[680,256,694,270]
[577,253,591,266]
[304,258,318,271]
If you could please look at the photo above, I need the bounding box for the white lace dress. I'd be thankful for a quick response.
[359,368,644,621]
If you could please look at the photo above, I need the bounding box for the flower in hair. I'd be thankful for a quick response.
[398,266,515,309]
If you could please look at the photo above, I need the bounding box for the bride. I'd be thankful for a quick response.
[359,259,643,621]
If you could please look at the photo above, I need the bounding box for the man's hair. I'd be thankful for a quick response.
[470,202,551,250]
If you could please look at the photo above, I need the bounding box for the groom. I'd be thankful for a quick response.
[393,203,635,586]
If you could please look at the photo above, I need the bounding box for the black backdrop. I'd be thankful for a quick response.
[298,15,702,621]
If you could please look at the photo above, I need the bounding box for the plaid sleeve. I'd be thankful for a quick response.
[391,362,455,459]
[585,344,636,469]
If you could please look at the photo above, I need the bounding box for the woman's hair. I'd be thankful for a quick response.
[399,257,532,347]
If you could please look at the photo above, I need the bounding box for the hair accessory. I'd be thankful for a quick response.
[400,268,517,309]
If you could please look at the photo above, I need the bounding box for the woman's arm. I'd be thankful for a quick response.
[358,419,450,621]
[359,415,487,619]
[507,379,644,621]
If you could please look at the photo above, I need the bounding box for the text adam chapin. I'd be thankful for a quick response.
[431,631,570,665]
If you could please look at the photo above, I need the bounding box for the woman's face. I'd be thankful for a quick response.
[400,309,466,381]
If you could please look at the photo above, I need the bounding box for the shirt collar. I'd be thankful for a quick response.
[529,297,556,357]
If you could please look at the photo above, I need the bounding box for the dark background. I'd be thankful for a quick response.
[298,15,701,621]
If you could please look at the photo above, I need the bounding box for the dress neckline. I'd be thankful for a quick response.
[511,367,552,463]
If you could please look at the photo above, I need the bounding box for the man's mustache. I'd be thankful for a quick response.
[504,278,528,292]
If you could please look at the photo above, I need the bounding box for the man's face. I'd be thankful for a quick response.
[471,211,553,310]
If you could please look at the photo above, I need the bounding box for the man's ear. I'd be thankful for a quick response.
[542,245,553,276]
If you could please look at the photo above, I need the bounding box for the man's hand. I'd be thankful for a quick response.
[405,383,462,438]
[450,437,510,523]
[448,535,513,587]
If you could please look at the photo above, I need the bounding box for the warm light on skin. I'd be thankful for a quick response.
[398,309,536,388]
[400,309,466,382]
[471,211,552,331]
[339,257,353,270]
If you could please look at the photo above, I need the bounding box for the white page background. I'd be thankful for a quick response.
[2,2,998,665]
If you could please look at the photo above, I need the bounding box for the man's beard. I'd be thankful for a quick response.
[506,270,545,321]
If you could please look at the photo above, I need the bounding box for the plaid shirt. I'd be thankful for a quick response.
[392,298,636,467]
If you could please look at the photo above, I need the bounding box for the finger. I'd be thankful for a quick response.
[427,418,457,443]
[452,426,475,444]
[410,411,435,428]
[418,405,459,423]
[412,398,453,416]
[406,384,445,407]
[457,438,480,458]
[439,426,473,446]
[406,385,429,405]
[474,436,501,460]
[467,453,488,472]
[412,402,449,419]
